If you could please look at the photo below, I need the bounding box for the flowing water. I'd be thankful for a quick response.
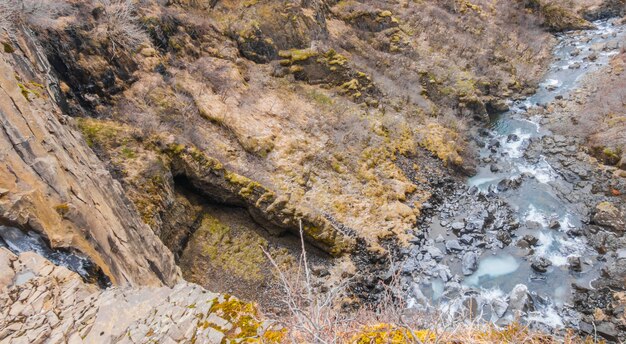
[0,225,110,287]
[406,19,626,329]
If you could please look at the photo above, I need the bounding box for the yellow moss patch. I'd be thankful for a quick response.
[278,49,318,63]
[207,295,285,342]
[351,323,434,343]
[53,203,70,217]
[197,215,269,282]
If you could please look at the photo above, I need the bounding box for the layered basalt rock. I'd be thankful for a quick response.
[0,28,179,287]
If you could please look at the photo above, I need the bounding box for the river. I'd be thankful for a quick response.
[404,18,626,331]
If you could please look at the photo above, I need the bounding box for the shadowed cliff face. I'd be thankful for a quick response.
[0,28,180,287]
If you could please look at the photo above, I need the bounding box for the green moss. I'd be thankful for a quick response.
[197,215,269,282]
[17,82,42,101]
[307,89,334,105]
[120,146,136,159]
[77,118,127,148]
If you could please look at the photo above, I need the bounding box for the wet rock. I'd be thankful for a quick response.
[568,256,582,272]
[445,240,463,253]
[526,221,543,230]
[465,211,488,233]
[507,284,534,315]
[490,164,500,173]
[462,252,479,275]
[531,257,552,273]
[496,231,512,246]
[588,52,598,61]
[549,219,561,229]
[570,62,581,69]
[492,298,508,318]
[489,139,501,153]
[506,134,519,142]
[497,179,509,192]
[523,235,539,246]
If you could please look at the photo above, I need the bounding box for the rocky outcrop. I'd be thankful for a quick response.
[0,29,179,286]
[520,0,595,31]
[0,248,281,343]
[592,202,626,233]
[583,0,626,20]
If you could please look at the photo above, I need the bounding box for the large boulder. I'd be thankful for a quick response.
[592,202,626,234]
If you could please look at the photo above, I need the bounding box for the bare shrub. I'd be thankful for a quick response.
[263,222,352,343]
[262,222,598,343]
[0,0,71,32]
[94,0,148,54]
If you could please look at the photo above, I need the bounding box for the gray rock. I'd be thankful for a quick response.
[451,222,465,231]
[496,230,511,246]
[445,240,463,253]
[523,235,539,246]
[507,284,534,315]
[596,322,619,342]
[460,234,474,245]
[427,246,444,262]
[549,219,561,229]
[567,256,582,272]
[492,298,508,318]
[462,252,479,275]
[531,257,552,273]
[506,134,519,142]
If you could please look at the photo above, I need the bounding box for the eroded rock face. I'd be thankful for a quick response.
[0,30,179,286]
[0,248,277,343]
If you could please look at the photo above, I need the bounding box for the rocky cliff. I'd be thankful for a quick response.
[0,27,179,287]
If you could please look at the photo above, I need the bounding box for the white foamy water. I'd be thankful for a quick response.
[527,305,565,328]
[501,129,532,158]
[533,229,588,267]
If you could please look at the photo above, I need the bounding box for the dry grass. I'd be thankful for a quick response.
[93,0,148,54]
[0,0,71,31]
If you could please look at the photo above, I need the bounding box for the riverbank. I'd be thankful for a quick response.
[394,17,626,342]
